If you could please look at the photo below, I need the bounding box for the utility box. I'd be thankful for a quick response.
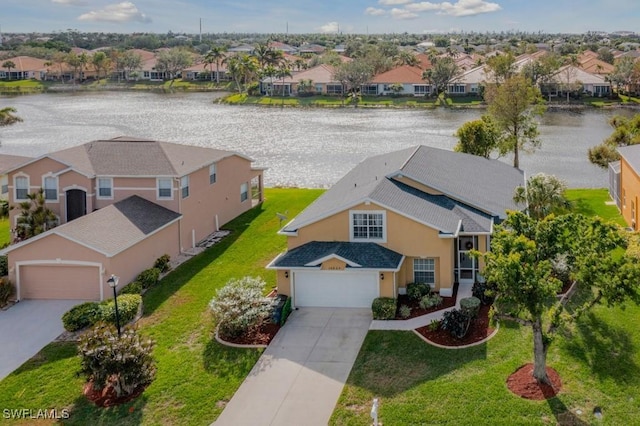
[271,294,288,324]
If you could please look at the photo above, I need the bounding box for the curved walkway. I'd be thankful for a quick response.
[369,283,473,331]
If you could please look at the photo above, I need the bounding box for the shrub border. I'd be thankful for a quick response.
[411,322,500,350]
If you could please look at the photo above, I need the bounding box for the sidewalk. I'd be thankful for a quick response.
[369,283,473,331]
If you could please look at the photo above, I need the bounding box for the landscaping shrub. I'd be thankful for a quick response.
[62,302,102,332]
[399,304,411,319]
[0,278,14,307]
[154,254,171,273]
[441,309,472,339]
[460,297,481,318]
[472,281,496,305]
[428,319,440,332]
[136,268,160,289]
[406,282,431,301]
[209,276,271,339]
[100,294,142,326]
[419,293,443,310]
[280,296,292,326]
[372,297,397,320]
[119,281,143,295]
[0,255,7,277]
[78,323,156,398]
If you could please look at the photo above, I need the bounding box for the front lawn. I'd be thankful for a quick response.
[0,188,323,425]
[0,218,10,246]
[566,188,626,226]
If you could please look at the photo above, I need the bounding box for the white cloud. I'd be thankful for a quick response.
[390,8,419,20]
[378,0,412,5]
[52,0,88,5]
[438,0,502,17]
[365,7,387,16]
[78,2,151,23]
[405,0,502,17]
[318,21,339,33]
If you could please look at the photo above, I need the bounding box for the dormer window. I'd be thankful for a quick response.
[350,211,386,242]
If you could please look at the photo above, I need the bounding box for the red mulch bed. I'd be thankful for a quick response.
[558,280,573,296]
[507,364,562,400]
[220,321,281,346]
[395,283,459,319]
[83,380,148,407]
[415,304,495,347]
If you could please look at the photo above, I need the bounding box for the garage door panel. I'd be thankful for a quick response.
[20,265,100,300]
[294,270,378,308]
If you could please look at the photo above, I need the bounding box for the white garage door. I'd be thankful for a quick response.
[293,270,379,308]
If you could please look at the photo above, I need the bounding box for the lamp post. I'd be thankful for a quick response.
[107,274,121,337]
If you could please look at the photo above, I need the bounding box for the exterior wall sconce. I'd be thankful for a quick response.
[380,273,384,280]
[284,271,289,279]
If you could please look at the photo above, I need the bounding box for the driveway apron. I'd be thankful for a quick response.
[215,307,372,426]
[0,300,81,381]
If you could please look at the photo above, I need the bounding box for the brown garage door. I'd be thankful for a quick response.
[20,265,100,300]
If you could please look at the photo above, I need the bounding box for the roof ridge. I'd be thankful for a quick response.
[156,141,180,176]
[399,145,422,172]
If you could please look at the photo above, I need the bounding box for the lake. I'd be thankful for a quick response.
[0,91,633,188]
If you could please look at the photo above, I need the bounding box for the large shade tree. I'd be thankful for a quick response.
[480,212,640,384]
[422,56,460,100]
[485,75,545,168]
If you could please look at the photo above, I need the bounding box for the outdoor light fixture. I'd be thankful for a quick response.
[284,271,289,278]
[107,274,121,337]
[380,273,384,280]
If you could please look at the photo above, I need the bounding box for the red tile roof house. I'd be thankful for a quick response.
[0,137,265,301]
[365,65,432,96]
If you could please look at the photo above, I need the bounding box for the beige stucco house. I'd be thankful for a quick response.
[2,136,264,300]
[268,146,524,308]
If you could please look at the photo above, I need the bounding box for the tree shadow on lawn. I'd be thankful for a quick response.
[65,392,148,426]
[202,338,264,378]
[562,311,640,384]
[547,397,589,426]
[142,204,265,316]
[347,330,487,398]
[9,341,78,377]
[569,198,596,217]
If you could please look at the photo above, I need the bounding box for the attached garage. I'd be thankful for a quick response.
[18,264,101,300]
[293,270,378,308]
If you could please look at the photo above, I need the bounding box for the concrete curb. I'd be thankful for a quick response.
[214,326,268,349]
[411,323,500,350]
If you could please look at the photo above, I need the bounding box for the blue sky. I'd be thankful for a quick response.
[2,0,639,35]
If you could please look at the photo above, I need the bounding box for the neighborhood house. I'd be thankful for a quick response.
[0,137,264,301]
[268,145,525,308]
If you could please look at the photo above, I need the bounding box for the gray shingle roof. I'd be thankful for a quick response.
[282,145,523,234]
[47,136,250,177]
[618,145,640,176]
[272,241,403,269]
[53,195,181,257]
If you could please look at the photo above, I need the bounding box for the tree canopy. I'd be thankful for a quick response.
[454,115,501,159]
[513,173,570,220]
[479,211,640,384]
[422,56,460,99]
[588,114,640,168]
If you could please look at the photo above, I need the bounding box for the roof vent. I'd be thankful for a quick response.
[354,183,357,188]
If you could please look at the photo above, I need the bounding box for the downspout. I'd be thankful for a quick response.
[176,177,182,253]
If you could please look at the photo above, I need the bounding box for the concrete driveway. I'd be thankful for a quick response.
[215,307,372,426]
[0,300,82,381]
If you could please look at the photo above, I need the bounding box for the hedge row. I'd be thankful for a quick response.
[62,294,142,332]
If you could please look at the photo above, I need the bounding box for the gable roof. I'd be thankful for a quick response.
[550,65,610,85]
[266,64,337,84]
[269,241,404,270]
[0,56,47,72]
[12,136,252,178]
[282,146,523,234]
[2,195,181,257]
[0,154,32,174]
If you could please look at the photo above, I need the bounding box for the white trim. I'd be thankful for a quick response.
[96,177,113,200]
[181,176,190,199]
[304,254,362,268]
[61,185,89,193]
[42,174,59,203]
[156,177,174,200]
[15,260,103,301]
[291,269,380,309]
[349,209,387,243]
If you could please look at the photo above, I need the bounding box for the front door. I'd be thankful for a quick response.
[457,236,475,284]
[66,189,86,222]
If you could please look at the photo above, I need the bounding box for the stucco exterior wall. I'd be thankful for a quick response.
[620,156,640,229]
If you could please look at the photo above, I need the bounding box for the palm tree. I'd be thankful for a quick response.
[0,107,22,128]
[2,61,16,80]
[261,65,277,96]
[253,43,274,69]
[78,53,89,81]
[43,61,53,80]
[14,189,58,242]
[293,58,306,72]
[394,51,418,67]
[513,173,570,220]
[223,54,258,93]
[276,61,292,96]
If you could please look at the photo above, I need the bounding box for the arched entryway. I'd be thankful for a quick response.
[66,189,87,222]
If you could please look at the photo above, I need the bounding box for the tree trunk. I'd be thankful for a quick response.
[513,144,519,168]
[216,63,220,84]
[532,318,550,384]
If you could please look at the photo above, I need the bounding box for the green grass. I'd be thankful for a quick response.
[0,80,47,93]
[0,188,323,425]
[0,218,10,246]
[566,188,626,226]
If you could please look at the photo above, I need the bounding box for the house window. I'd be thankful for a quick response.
[240,182,248,202]
[181,176,189,198]
[1,176,8,195]
[44,176,58,201]
[209,163,217,184]
[361,85,378,95]
[15,176,29,200]
[414,85,431,95]
[326,84,343,95]
[315,84,323,93]
[351,211,385,241]
[97,178,112,198]
[414,259,435,285]
[157,178,172,199]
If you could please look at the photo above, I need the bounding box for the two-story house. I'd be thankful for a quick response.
[268,145,524,308]
[1,137,264,301]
